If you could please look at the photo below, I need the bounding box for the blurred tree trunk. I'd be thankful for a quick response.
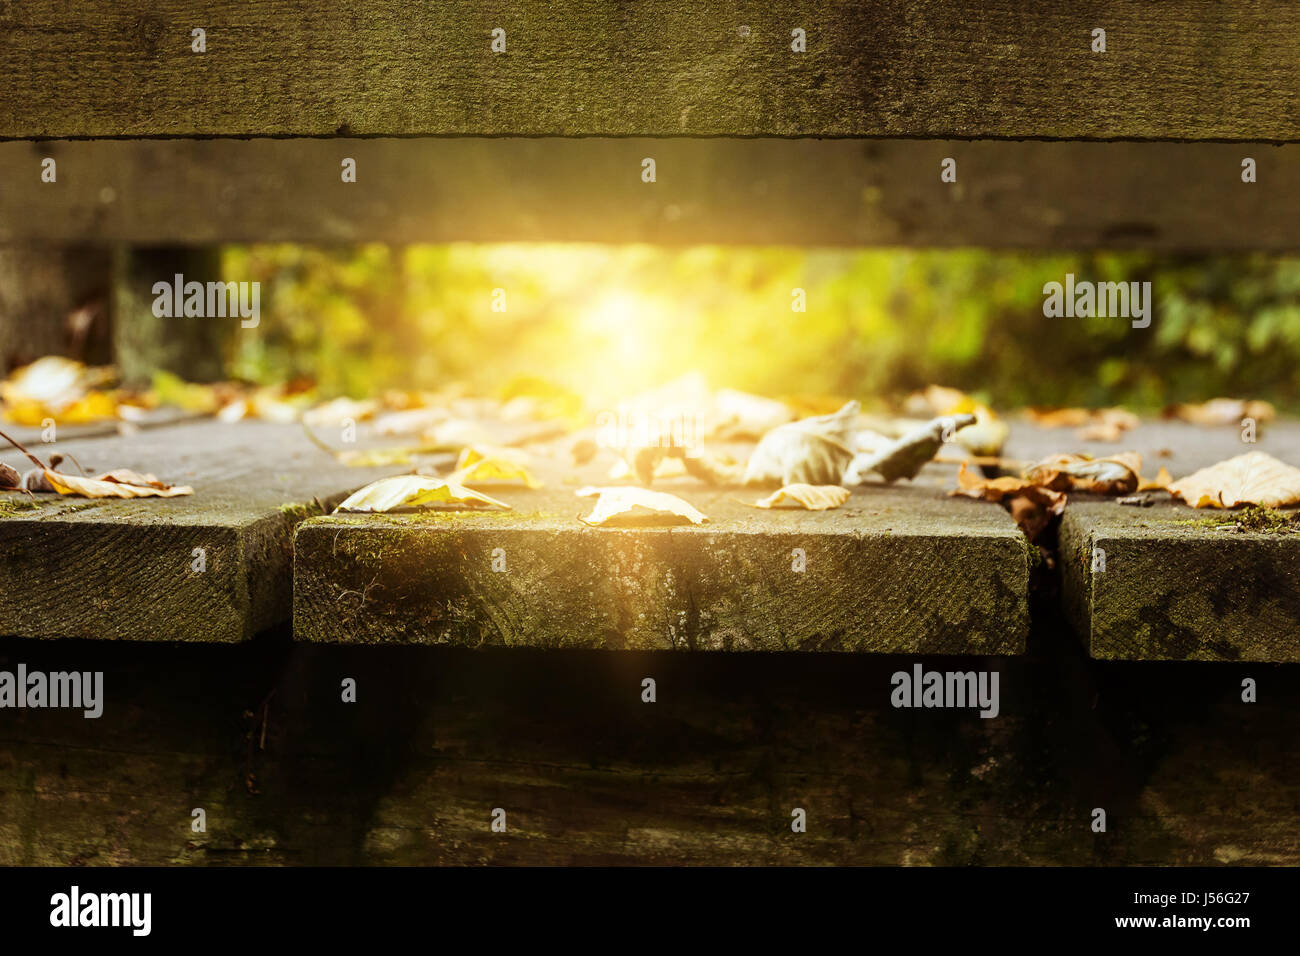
[113,246,230,386]
[0,244,114,374]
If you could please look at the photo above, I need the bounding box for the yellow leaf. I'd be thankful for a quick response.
[1137,466,1172,492]
[576,486,707,527]
[456,445,531,469]
[335,476,511,513]
[1166,452,1300,509]
[44,469,193,499]
[448,456,542,489]
[752,484,851,511]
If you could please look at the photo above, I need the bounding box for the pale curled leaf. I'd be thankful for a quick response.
[335,475,511,513]
[849,413,977,483]
[751,484,851,511]
[743,401,859,486]
[1023,452,1142,495]
[575,486,708,527]
[1166,452,1300,509]
[44,470,193,499]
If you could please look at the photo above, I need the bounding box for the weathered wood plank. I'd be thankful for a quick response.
[1,139,1297,249]
[294,477,1031,654]
[1013,421,1300,663]
[0,421,405,642]
[2,639,1296,865]
[2,1,1299,140]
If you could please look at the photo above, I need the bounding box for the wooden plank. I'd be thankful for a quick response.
[1011,420,1300,663]
[1,138,1297,249]
[3,639,1296,865]
[294,462,1031,654]
[0,421,406,642]
[2,2,1299,140]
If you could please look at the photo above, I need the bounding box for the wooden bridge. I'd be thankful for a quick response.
[0,1,1298,866]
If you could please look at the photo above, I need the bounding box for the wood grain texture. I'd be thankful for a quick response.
[2,639,1296,865]
[1012,420,1300,663]
[294,483,1031,654]
[1,139,1297,248]
[1,1,1299,139]
[0,421,407,642]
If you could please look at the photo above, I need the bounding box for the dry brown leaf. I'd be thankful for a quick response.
[1166,398,1276,427]
[1166,452,1300,508]
[335,475,510,513]
[44,469,193,499]
[1138,466,1172,492]
[1076,421,1125,442]
[951,462,1039,501]
[751,484,851,511]
[1023,452,1142,495]
[949,462,1067,541]
[0,462,18,489]
[576,486,708,527]
[1025,406,1139,432]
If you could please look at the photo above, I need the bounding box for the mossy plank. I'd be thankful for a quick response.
[1060,503,1300,662]
[3,2,1300,139]
[0,422,405,642]
[1010,420,1300,663]
[294,485,1030,653]
[4,139,1300,249]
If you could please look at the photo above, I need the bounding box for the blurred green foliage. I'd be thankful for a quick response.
[223,244,1300,411]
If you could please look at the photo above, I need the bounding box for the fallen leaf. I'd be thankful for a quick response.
[743,401,859,486]
[1138,466,1172,492]
[1076,421,1125,442]
[1166,452,1300,508]
[448,454,542,488]
[421,419,496,449]
[955,406,1009,458]
[335,476,511,513]
[609,453,687,482]
[0,462,18,489]
[44,470,193,499]
[1023,452,1142,495]
[372,407,448,436]
[575,486,708,527]
[751,484,851,511]
[911,384,975,416]
[1025,406,1139,432]
[302,397,377,427]
[0,356,119,424]
[1165,398,1276,427]
[848,413,977,483]
[949,462,1067,541]
[709,389,797,441]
